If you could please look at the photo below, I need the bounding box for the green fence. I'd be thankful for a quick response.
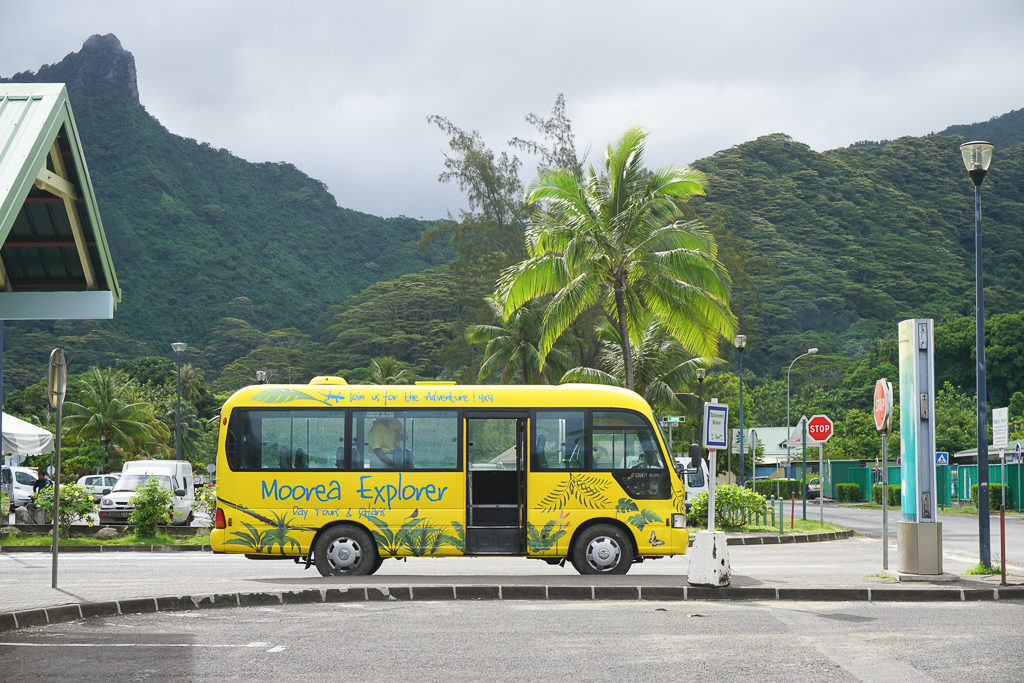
[956,463,1022,511]
[825,462,952,506]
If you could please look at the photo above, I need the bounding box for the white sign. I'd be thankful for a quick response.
[702,403,729,450]
[993,407,1009,448]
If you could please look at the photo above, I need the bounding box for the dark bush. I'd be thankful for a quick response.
[971,483,1005,511]
[753,479,802,500]
[872,484,900,506]
[836,483,862,503]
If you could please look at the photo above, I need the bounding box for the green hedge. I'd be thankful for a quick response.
[971,483,1006,511]
[753,479,803,500]
[836,483,862,503]
[872,484,901,506]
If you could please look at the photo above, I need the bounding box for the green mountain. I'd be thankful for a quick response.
[1,35,447,387]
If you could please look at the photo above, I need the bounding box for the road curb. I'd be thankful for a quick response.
[2,582,1021,632]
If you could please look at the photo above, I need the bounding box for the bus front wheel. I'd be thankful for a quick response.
[313,525,380,576]
[571,524,632,575]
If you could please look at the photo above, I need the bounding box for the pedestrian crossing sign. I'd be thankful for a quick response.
[935,452,949,465]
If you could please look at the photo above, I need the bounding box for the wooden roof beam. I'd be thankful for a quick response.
[38,142,97,290]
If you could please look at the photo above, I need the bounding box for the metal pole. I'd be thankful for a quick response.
[974,181,991,567]
[738,348,745,487]
[801,418,807,520]
[175,352,183,461]
[786,367,792,476]
[819,443,824,525]
[51,399,62,588]
[882,429,889,570]
[707,449,716,532]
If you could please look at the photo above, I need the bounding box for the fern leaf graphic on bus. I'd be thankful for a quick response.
[539,472,611,511]
[615,498,639,513]
[218,498,317,554]
[250,387,333,406]
[366,514,465,556]
[526,519,568,552]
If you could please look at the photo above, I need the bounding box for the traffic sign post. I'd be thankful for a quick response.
[807,415,832,524]
[874,378,893,570]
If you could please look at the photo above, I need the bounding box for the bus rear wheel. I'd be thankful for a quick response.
[571,524,632,575]
[314,525,380,576]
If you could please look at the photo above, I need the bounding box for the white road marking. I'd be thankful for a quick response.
[1,642,280,649]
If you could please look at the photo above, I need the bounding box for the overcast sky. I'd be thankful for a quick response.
[2,2,1023,220]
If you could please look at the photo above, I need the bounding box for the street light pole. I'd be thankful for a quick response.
[961,140,994,567]
[786,348,818,477]
[694,367,707,468]
[171,342,187,461]
[734,335,747,487]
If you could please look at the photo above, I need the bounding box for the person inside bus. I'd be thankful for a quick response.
[368,417,404,469]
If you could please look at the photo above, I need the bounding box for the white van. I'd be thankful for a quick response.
[673,455,709,511]
[2,465,39,510]
[98,460,195,525]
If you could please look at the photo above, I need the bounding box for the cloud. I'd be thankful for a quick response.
[1,1,1022,219]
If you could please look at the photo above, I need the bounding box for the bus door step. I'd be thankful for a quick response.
[466,526,522,554]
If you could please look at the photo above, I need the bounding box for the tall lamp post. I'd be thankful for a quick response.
[734,335,747,487]
[785,347,818,475]
[693,367,707,468]
[171,342,187,461]
[961,140,994,567]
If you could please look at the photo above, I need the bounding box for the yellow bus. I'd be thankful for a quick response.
[210,377,689,575]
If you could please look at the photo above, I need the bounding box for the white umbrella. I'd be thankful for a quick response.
[2,412,54,464]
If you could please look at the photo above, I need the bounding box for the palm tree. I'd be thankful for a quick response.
[63,368,169,469]
[465,295,572,384]
[561,317,708,414]
[497,127,736,390]
[370,357,415,384]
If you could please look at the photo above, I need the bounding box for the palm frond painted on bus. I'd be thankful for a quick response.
[539,472,611,511]
[264,510,303,555]
[627,509,663,531]
[616,498,640,514]
[672,487,685,514]
[400,523,448,556]
[249,387,334,406]
[217,497,318,532]
[527,519,568,552]
[445,521,466,552]
[366,514,403,555]
[367,514,465,555]
[223,521,268,553]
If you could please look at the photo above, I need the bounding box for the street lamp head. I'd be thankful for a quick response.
[695,367,707,381]
[960,141,993,186]
[733,334,747,350]
[171,342,187,354]
[255,370,268,384]
[807,347,818,355]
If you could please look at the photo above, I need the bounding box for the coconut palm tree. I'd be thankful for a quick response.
[370,357,415,384]
[497,127,736,390]
[561,317,709,414]
[63,368,169,469]
[465,295,573,384]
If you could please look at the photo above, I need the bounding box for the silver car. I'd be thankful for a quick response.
[76,475,120,501]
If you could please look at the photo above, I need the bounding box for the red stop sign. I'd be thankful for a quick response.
[807,414,833,442]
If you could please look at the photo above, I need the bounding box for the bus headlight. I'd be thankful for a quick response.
[671,513,686,528]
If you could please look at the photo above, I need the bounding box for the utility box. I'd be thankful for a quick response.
[897,521,943,574]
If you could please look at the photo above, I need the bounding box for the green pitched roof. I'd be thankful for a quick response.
[0,83,119,319]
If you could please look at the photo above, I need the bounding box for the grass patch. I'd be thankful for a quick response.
[689,519,847,534]
[867,572,897,581]
[0,531,211,546]
[964,562,1001,575]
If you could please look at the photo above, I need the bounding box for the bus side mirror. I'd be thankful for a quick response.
[689,443,705,472]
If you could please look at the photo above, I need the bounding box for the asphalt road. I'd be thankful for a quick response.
[814,502,1024,566]
[2,601,1021,681]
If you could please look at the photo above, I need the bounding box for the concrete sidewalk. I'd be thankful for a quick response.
[2,535,1022,632]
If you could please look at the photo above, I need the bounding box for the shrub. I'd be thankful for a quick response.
[33,483,96,538]
[128,476,173,538]
[753,479,802,500]
[971,483,1006,511]
[191,483,216,525]
[872,484,901,506]
[689,484,769,530]
[836,483,862,503]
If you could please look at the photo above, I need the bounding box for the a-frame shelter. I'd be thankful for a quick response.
[0,82,120,469]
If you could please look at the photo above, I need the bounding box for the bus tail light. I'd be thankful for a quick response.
[671,513,686,528]
[215,508,226,529]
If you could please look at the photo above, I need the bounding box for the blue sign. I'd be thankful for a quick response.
[935,452,949,465]
[702,403,729,450]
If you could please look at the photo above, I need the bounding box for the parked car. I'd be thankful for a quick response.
[76,474,120,501]
[807,477,821,500]
[99,460,195,525]
[2,465,38,510]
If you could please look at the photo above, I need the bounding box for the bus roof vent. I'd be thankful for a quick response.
[309,376,348,385]
[414,380,456,385]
